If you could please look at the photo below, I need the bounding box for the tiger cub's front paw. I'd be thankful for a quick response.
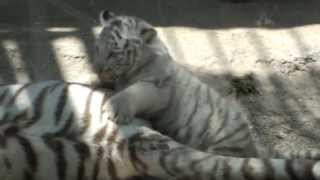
[102,95,134,125]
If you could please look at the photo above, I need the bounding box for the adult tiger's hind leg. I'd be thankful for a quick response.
[126,126,320,180]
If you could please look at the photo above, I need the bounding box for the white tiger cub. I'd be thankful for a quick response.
[1,82,320,180]
[94,10,320,159]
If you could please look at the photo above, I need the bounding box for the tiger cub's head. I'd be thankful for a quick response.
[94,10,164,82]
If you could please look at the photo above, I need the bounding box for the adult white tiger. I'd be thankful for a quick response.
[1,81,320,180]
[94,10,320,159]
[0,81,216,180]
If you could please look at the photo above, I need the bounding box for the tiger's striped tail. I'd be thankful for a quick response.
[275,149,320,160]
[171,157,320,180]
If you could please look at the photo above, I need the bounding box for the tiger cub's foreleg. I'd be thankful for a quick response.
[103,81,171,124]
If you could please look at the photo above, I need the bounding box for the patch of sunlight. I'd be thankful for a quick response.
[67,84,106,135]
[46,27,78,32]
[51,36,97,83]
[156,27,232,74]
[1,40,31,82]
[91,26,102,39]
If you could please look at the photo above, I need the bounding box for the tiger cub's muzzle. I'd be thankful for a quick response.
[99,72,114,81]
[94,65,117,85]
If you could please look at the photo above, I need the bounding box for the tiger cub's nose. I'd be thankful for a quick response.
[93,63,104,74]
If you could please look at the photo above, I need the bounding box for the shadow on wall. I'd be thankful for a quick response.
[0,0,100,83]
[1,0,320,28]
[0,0,319,82]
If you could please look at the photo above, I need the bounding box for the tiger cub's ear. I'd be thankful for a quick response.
[99,10,115,25]
[141,28,157,44]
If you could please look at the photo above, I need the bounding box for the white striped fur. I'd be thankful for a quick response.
[1,81,320,179]
[94,10,320,160]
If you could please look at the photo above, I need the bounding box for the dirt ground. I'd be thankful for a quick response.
[1,0,320,156]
